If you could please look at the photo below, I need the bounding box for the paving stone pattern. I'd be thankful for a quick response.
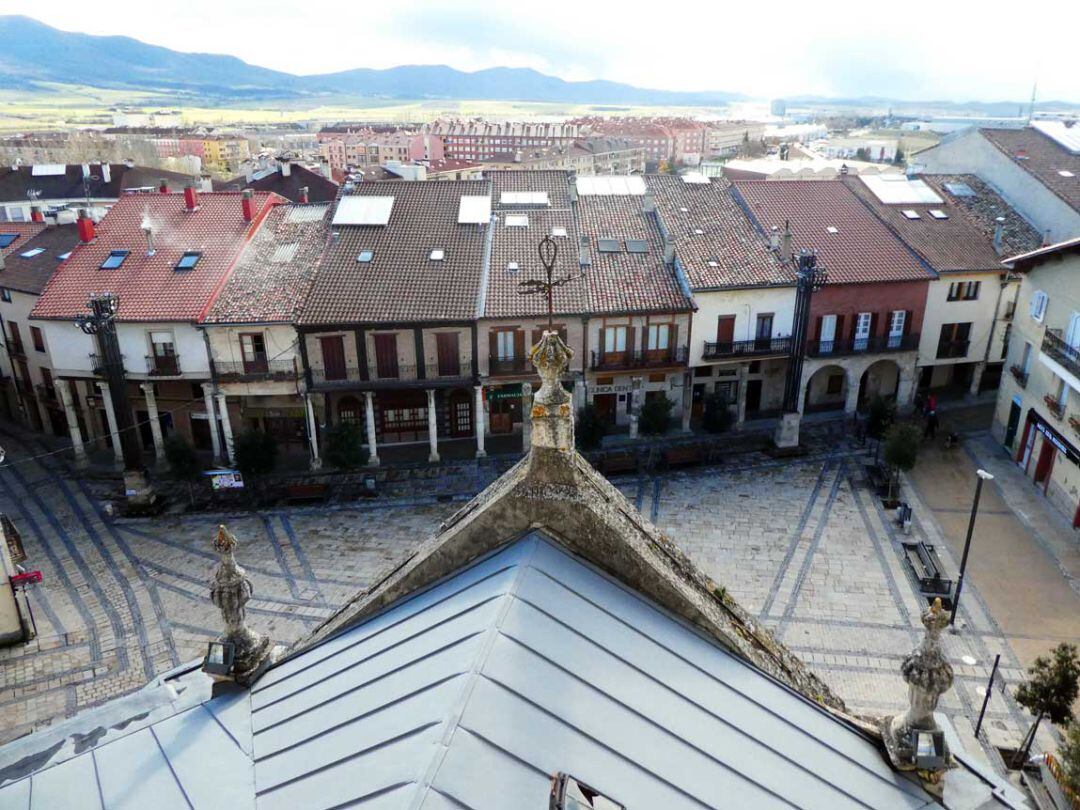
[0,427,1056,771]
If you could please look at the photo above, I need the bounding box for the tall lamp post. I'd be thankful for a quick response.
[75,293,157,509]
[776,247,827,449]
[949,468,994,627]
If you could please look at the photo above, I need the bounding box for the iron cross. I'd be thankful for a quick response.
[518,235,578,331]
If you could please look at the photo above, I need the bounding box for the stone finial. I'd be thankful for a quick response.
[529,331,574,453]
[207,524,272,683]
[883,598,954,772]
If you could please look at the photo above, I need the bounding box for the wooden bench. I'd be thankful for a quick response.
[902,542,953,602]
[602,452,637,475]
[285,483,330,504]
[663,445,704,469]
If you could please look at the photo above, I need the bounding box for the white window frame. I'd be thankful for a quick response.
[604,326,627,353]
[496,331,515,360]
[854,312,872,350]
[647,324,670,351]
[888,310,906,348]
[149,330,176,357]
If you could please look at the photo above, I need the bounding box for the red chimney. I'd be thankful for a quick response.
[298,186,310,204]
[29,205,44,223]
[77,210,95,244]
[241,189,254,222]
[159,178,168,194]
[183,182,199,211]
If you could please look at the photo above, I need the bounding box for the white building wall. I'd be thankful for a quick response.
[38,320,210,377]
[917,274,1004,368]
[689,287,796,366]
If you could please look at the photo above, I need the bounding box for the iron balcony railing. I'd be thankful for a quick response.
[1042,329,1080,381]
[590,345,689,371]
[936,340,971,360]
[806,333,919,358]
[1009,364,1029,388]
[146,354,181,376]
[489,357,528,376]
[215,359,298,382]
[90,352,125,376]
[312,360,473,386]
[702,336,792,360]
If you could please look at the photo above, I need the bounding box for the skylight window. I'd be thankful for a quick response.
[902,210,920,220]
[929,209,948,220]
[678,206,689,213]
[597,239,621,253]
[270,243,299,264]
[826,226,839,234]
[505,214,529,227]
[430,249,445,261]
[57,252,71,261]
[708,260,720,267]
[693,228,704,235]
[100,250,129,269]
[357,250,374,263]
[175,251,201,271]
[1060,170,1076,178]
[0,234,17,249]
[552,774,624,810]
[20,248,45,258]
[625,240,648,254]
[507,261,519,272]
[551,226,567,238]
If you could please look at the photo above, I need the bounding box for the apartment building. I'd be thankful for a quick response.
[573,119,675,164]
[646,174,796,425]
[29,189,279,466]
[734,180,933,413]
[482,138,646,176]
[705,122,767,157]
[0,222,81,432]
[995,237,1080,525]
[917,122,1080,241]
[202,202,331,466]
[427,121,580,162]
[318,128,441,175]
[297,181,488,463]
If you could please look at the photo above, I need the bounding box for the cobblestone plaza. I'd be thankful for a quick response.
[1,421,1076,775]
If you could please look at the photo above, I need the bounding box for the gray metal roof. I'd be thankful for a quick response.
[0,531,939,809]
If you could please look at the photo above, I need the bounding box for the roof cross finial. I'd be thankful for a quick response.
[517,235,582,331]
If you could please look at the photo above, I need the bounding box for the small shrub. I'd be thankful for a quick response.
[323,421,365,470]
[576,404,607,450]
[233,429,278,478]
[639,396,674,435]
[163,435,201,506]
[882,421,921,503]
[702,391,735,434]
[866,395,895,439]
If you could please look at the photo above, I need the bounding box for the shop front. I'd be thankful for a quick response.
[1017,408,1080,527]
[486,383,523,435]
[588,373,683,428]
[240,396,308,455]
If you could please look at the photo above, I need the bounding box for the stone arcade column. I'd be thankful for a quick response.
[203,386,223,463]
[96,381,124,469]
[426,389,440,463]
[680,371,693,432]
[573,379,585,413]
[364,391,379,467]
[967,361,986,400]
[56,380,87,468]
[215,391,235,465]
[304,393,321,470]
[736,364,749,429]
[843,367,861,415]
[520,382,533,450]
[897,365,918,412]
[139,383,166,467]
[474,385,486,459]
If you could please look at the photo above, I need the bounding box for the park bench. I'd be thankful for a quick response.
[285,483,330,504]
[902,541,953,603]
[866,463,893,497]
[663,445,704,469]
[602,452,637,475]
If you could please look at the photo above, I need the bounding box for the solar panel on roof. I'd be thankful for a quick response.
[458,195,492,224]
[1032,120,1080,155]
[270,243,299,264]
[625,240,648,254]
[332,196,394,226]
[500,191,549,206]
[505,214,529,227]
[944,182,976,197]
[0,234,17,249]
[859,174,942,205]
[597,239,621,253]
[681,172,709,184]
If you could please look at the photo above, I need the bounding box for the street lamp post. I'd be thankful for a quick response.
[949,468,994,627]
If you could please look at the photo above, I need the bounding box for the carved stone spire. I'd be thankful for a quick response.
[207,524,272,683]
[883,597,954,773]
[529,330,574,453]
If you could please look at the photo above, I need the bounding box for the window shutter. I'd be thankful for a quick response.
[835,315,845,342]
[514,329,525,359]
[488,330,497,361]
[814,315,823,341]
[627,326,636,355]
[869,312,879,337]
[903,310,913,335]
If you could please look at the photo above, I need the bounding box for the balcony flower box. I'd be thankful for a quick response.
[1069,415,1080,436]
[1043,394,1066,420]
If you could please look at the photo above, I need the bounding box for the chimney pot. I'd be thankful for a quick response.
[183,183,199,212]
[101,164,111,184]
[241,189,255,223]
[30,205,44,224]
[159,178,168,193]
[298,186,310,204]
[780,220,793,263]
[280,161,292,177]
[77,209,95,244]
[769,225,779,251]
[992,216,1005,255]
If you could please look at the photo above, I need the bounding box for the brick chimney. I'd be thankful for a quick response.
[280,161,292,178]
[992,217,1005,255]
[780,220,793,263]
[769,225,779,251]
[298,186,310,204]
[77,209,95,244]
[578,234,591,267]
[663,236,675,265]
[183,182,199,212]
[241,189,255,223]
[30,205,44,223]
[159,178,168,194]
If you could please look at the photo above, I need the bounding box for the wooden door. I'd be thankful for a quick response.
[373,333,399,379]
[1033,439,1055,489]
[716,315,735,350]
[320,336,346,380]
[436,333,460,377]
[449,389,472,437]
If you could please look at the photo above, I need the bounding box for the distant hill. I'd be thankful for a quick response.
[0,15,745,105]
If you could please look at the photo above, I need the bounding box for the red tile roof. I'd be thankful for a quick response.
[31,192,278,322]
[203,203,330,324]
[843,176,1004,273]
[980,128,1080,213]
[732,180,933,285]
[919,174,1041,257]
[299,181,491,324]
[645,175,793,290]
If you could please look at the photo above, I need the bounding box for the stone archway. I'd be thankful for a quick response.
[803,364,849,413]
[857,359,902,411]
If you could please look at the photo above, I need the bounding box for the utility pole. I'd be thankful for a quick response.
[950,469,994,628]
[776,247,827,449]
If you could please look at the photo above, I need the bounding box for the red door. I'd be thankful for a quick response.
[1033,439,1056,491]
[320,336,346,380]
[373,333,399,379]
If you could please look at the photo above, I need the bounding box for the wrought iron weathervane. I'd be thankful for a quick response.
[517,235,583,331]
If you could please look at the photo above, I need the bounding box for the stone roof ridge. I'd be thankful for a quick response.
[281,331,870,736]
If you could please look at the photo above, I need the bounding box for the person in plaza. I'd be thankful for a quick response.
[924,407,939,440]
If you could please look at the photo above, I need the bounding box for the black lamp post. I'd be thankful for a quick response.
[949,468,994,627]
[781,248,827,413]
[75,293,144,474]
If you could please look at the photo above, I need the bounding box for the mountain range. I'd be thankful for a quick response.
[0,16,745,105]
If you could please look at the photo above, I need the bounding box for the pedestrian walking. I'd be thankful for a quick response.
[924,409,939,440]
[926,392,938,416]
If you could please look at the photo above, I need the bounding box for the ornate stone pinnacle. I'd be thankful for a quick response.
[883,597,954,771]
[207,524,271,683]
[528,331,574,453]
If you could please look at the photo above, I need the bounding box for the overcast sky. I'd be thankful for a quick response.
[4,2,1078,102]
